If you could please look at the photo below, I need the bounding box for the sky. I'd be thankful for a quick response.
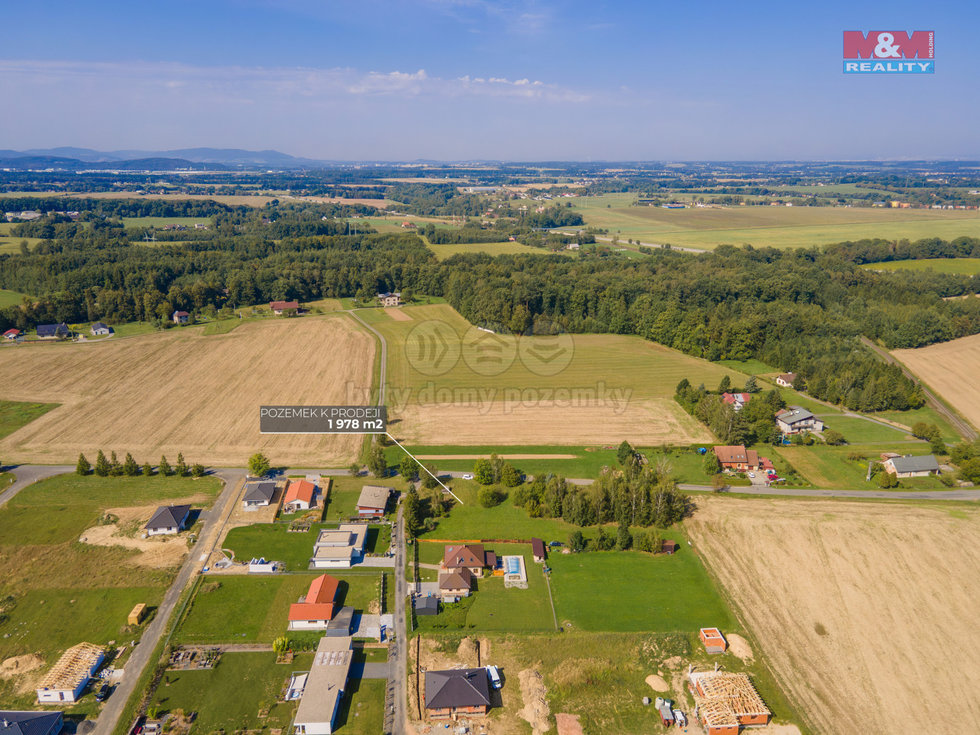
[0,0,977,160]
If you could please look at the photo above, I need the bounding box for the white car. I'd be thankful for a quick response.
[486,665,502,689]
[748,473,755,478]
[462,473,474,480]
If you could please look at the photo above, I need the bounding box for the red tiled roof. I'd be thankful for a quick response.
[3,328,20,336]
[287,574,339,621]
[713,445,748,464]
[284,479,316,504]
[270,300,299,310]
[443,544,485,569]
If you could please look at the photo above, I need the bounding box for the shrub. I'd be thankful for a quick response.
[477,486,505,508]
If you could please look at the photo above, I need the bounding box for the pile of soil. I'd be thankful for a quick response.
[0,653,44,679]
[726,633,754,661]
[645,673,669,691]
[518,669,551,735]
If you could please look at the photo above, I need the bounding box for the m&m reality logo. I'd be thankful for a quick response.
[843,31,934,74]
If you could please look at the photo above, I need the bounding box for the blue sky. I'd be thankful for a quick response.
[0,0,975,160]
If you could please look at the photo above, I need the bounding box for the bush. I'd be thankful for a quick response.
[568,530,586,552]
[477,486,505,508]
[877,471,899,488]
[248,452,271,477]
[823,429,846,445]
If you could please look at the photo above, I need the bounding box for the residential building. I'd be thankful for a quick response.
[775,373,797,388]
[721,392,751,411]
[242,480,277,509]
[424,668,492,719]
[688,670,771,735]
[883,454,940,478]
[442,544,492,577]
[172,310,189,324]
[283,479,317,512]
[90,322,112,336]
[36,323,69,340]
[144,505,191,536]
[36,644,104,703]
[438,567,473,602]
[775,407,824,435]
[356,485,392,518]
[270,300,300,315]
[712,446,759,472]
[292,636,353,735]
[377,292,402,307]
[310,524,368,569]
[0,711,63,735]
[288,574,340,630]
[2,329,20,340]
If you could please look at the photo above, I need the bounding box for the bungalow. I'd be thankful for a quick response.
[442,543,492,577]
[36,643,104,703]
[531,538,546,563]
[688,670,771,735]
[90,322,112,336]
[424,668,492,719]
[36,323,69,340]
[310,524,368,569]
[288,574,340,630]
[438,567,473,602]
[377,292,402,308]
[356,485,392,518]
[0,711,63,735]
[144,504,191,536]
[172,310,189,324]
[775,373,797,388]
[242,480,277,509]
[270,300,300,315]
[283,479,317,512]
[721,392,751,411]
[712,445,759,472]
[775,406,824,435]
[292,635,353,735]
[3,329,21,340]
[883,454,940,478]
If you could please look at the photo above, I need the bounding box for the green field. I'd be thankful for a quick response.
[874,406,961,442]
[426,240,551,260]
[224,521,390,571]
[820,415,915,443]
[566,194,980,249]
[0,399,59,440]
[773,444,948,490]
[862,258,980,275]
[0,288,31,308]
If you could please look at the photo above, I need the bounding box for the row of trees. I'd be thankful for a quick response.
[77,450,204,477]
[675,379,789,446]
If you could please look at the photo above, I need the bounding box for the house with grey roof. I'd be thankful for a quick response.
[0,712,63,735]
[883,454,940,478]
[145,504,191,535]
[242,480,277,509]
[775,406,824,435]
[424,668,492,719]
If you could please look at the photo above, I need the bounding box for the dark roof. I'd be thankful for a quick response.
[90,322,110,331]
[485,551,497,569]
[145,504,191,530]
[36,323,68,337]
[531,538,546,558]
[243,481,276,504]
[424,668,492,710]
[776,406,815,424]
[889,454,940,473]
[439,567,473,591]
[414,596,439,615]
[0,712,63,735]
[324,606,355,635]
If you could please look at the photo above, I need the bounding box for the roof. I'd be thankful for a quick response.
[721,392,751,405]
[531,538,546,557]
[414,595,439,614]
[315,524,367,551]
[173,310,189,317]
[776,406,815,424]
[37,643,104,691]
[284,479,316,505]
[293,637,353,726]
[288,574,340,621]
[144,504,191,530]
[777,372,797,383]
[270,300,299,310]
[0,712,62,735]
[3,329,20,336]
[689,670,770,727]
[425,668,492,710]
[243,480,276,504]
[90,322,109,330]
[357,485,392,511]
[443,544,485,569]
[36,323,68,337]
[888,454,940,473]
[439,567,473,591]
[713,445,749,464]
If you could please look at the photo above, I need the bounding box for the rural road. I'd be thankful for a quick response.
[0,464,73,508]
[347,308,388,406]
[92,468,246,735]
[386,501,408,735]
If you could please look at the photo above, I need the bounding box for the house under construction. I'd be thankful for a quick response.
[688,668,771,735]
[36,643,105,703]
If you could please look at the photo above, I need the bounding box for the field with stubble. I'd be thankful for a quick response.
[687,497,980,735]
[893,332,980,432]
[0,315,374,466]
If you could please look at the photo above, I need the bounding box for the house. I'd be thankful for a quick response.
[712,445,759,472]
[172,310,189,324]
[288,574,340,630]
[688,670,771,735]
[442,544,492,577]
[721,392,751,411]
[90,322,112,336]
[424,668,492,719]
[270,300,300,315]
[531,538,546,563]
[883,454,940,478]
[36,323,69,340]
[0,711,63,735]
[144,505,191,536]
[775,406,824,435]
[292,636,353,735]
[400,221,416,229]
[699,627,728,654]
[248,558,280,574]
[438,567,473,602]
[36,643,104,703]
[310,524,368,569]
[283,479,317,512]
[356,485,392,518]
[3,329,21,340]
[414,595,439,616]
[775,373,797,388]
[242,480,277,509]
[377,292,402,308]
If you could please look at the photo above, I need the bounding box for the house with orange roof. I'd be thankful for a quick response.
[284,479,317,512]
[288,574,340,630]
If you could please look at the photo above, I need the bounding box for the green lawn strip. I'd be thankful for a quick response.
[393,443,621,479]
[332,677,386,735]
[0,400,60,440]
[0,472,13,490]
[715,358,778,375]
[774,444,950,490]
[860,257,980,275]
[223,523,321,570]
[819,415,915,443]
[0,288,31,308]
[874,406,962,442]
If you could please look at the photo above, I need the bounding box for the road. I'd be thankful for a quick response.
[92,468,246,735]
[860,335,978,440]
[0,464,73,508]
[385,502,408,735]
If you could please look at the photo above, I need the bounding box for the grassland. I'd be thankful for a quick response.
[0,288,31,308]
[566,194,980,249]
[426,241,549,260]
[0,399,59,440]
[687,496,980,735]
[862,257,980,275]
[223,520,390,571]
[0,315,374,466]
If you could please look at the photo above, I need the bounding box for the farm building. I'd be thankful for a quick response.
[310,524,368,569]
[128,603,147,625]
[292,636,354,735]
[288,574,340,630]
[688,669,771,735]
[531,537,546,563]
[713,445,759,472]
[172,310,189,324]
[377,292,402,307]
[283,479,317,511]
[442,544,492,576]
[36,323,69,340]
[90,322,112,336]
[721,393,752,411]
[775,373,797,388]
[775,407,824,435]
[883,454,940,478]
[35,643,104,703]
[3,328,21,340]
[270,300,300,315]
[144,504,191,536]
[438,567,473,602]
[242,480,277,509]
[0,711,63,735]
[699,627,728,654]
[356,485,392,518]
[424,668,492,719]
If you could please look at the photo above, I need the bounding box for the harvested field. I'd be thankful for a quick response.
[385,308,413,321]
[893,333,980,432]
[0,316,374,465]
[687,497,980,735]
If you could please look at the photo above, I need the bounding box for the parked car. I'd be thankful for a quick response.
[748,473,755,478]
[548,540,563,547]
[461,473,474,480]
[95,683,111,702]
[486,665,502,689]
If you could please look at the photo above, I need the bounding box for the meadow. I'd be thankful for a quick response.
[0,399,59,440]
[862,257,980,275]
[0,288,31,308]
[426,240,549,260]
[121,215,213,228]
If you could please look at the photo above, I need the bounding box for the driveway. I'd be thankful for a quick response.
[0,464,74,508]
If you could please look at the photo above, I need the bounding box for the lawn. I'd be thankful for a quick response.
[819,415,915,443]
[326,476,395,520]
[0,399,59,440]
[223,521,391,570]
[874,406,962,442]
[862,258,980,275]
[426,240,551,260]
[332,677,386,735]
[715,358,778,375]
[392,443,622,479]
[0,288,30,308]
[770,444,950,490]
[548,544,736,633]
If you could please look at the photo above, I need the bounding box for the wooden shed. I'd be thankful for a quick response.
[530,537,546,563]
[699,627,728,654]
[128,603,147,626]
[662,540,679,555]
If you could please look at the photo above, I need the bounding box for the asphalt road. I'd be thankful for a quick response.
[0,464,73,508]
[388,502,408,735]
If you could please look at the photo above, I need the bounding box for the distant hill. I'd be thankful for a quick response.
[0,155,229,171]
[2,147,324,168]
